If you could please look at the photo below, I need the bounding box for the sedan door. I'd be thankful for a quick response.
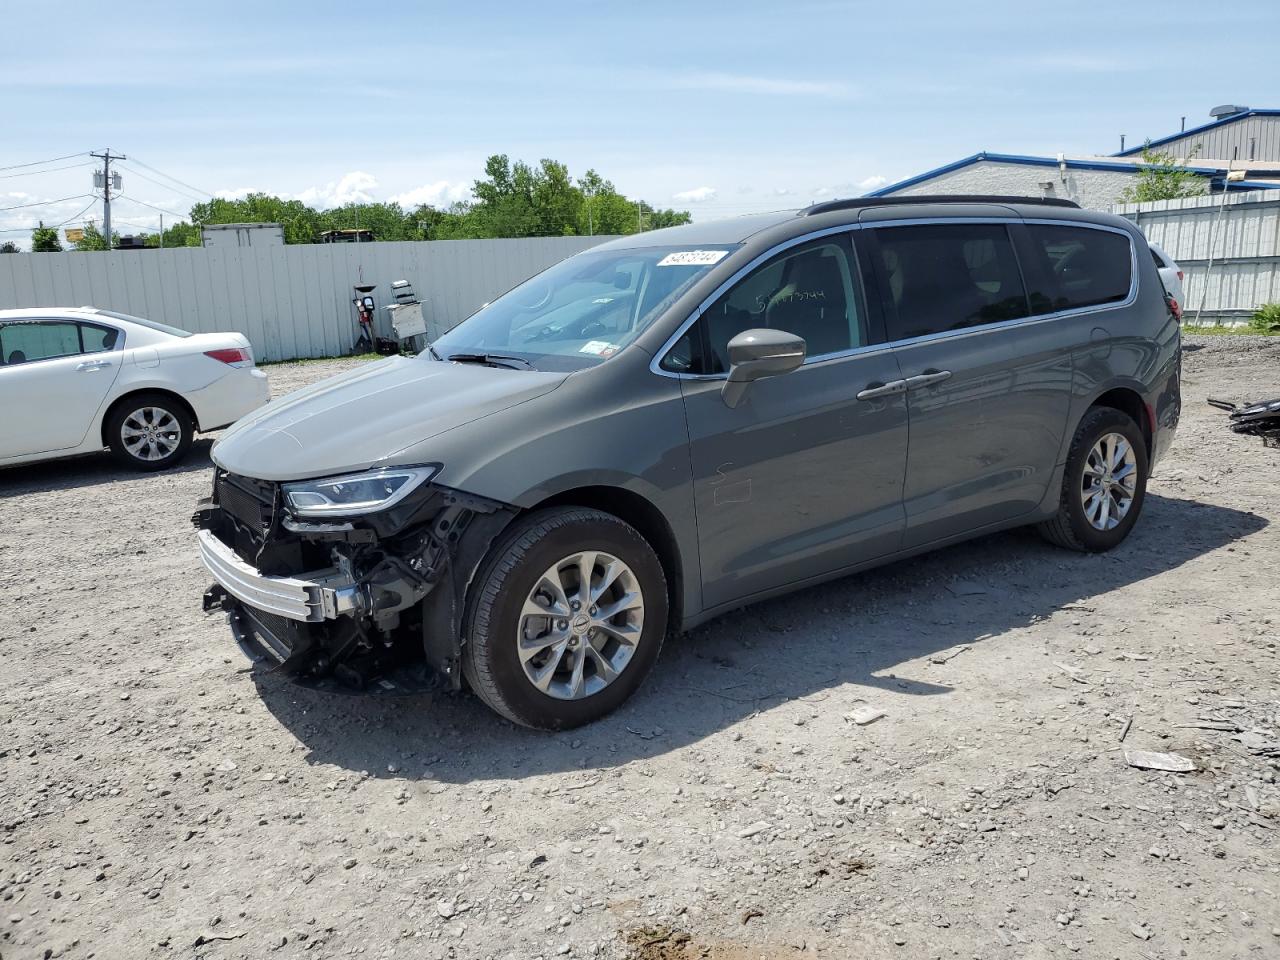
[660,234,909,611]
[0,320,122,459]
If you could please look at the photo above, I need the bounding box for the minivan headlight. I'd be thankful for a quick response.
[283,466,439,517]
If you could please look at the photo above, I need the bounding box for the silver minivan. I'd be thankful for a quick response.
[195,195,1181,729]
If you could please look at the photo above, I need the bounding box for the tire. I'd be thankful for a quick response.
[1038,406,1149,552]
[105,392,194,471]
[462,507,668,730]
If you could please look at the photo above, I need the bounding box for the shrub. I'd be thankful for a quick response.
[1248,303,1280,334]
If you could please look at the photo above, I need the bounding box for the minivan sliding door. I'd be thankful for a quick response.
[860,223,1071,548]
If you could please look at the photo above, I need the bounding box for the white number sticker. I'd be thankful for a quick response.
[657,249,729,267]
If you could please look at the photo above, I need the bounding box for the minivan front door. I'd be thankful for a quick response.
[661,235,909,611]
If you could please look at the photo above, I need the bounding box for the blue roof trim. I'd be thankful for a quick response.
[1113,109,1280,156]
[868,151,1231,198]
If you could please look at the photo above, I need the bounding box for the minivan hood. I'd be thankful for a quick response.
[212,356,568,481]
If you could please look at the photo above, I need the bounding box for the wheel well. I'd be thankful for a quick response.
[531,486,684,626]
[1090,387,1152,455]
[100,389,200,446]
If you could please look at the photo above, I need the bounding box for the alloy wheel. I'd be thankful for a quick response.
[121,406,182,462]
[1080,431,1138,531]
[517,551,644,700]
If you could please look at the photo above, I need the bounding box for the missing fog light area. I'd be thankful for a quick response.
[194,468,515,692]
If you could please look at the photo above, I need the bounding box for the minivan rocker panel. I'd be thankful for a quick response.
[195,196,1180,730]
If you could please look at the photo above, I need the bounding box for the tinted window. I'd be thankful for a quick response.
[0,321,83,365]
[80,323,120,353]
[1026,224,1132,312]
[662,239,862,375]
[872,223,1029,341]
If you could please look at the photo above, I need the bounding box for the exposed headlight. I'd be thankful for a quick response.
[283,466,439,517]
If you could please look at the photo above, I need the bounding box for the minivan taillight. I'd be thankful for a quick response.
[205,348,251,366]
[1177,270,1184,282]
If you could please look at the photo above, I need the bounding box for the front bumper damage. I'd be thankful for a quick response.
[194,469,515,692]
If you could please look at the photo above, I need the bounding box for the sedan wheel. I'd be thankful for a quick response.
[121,406,183,462]
[106,392,194,471]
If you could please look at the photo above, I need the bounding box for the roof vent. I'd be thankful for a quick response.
[1209,104,1248,119]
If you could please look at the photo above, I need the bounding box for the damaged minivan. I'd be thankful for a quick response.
[195,196,1180,729]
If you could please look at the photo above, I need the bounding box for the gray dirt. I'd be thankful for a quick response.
[1,337,1277,960]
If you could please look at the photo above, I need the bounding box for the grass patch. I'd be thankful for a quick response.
[1183,325,1280,337]
[259,352,384,366]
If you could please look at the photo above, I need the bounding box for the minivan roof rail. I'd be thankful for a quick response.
[801,195,1081,216]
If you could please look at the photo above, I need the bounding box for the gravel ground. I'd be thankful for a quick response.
[2,336,1278,960]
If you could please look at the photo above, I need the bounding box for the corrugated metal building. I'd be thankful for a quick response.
[872,106,1280,209]
[1112,108,1280,166]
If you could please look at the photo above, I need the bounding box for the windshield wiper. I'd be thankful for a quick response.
[426,343,443,361]
[445,352,534,370]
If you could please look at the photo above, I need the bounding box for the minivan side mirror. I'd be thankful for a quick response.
[721,328,806,408]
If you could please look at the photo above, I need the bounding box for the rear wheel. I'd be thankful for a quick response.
[1038,406,1148,552]
[463,507,668,730]
[106,393,194,471]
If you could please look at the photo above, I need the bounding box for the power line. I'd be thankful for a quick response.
[0,197,100,234]
[0,160,96,181]
[0,151,90,173]
[0,193,96,213]
[127,158,213,199]
[116,164,207,203]
[114,194,190,219]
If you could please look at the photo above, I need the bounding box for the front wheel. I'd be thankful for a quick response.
[463,508,668,730]
[105,393,194,471]
[1038,406,1149,552]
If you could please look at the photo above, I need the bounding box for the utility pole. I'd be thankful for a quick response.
[159,213,164,249]
[91,149,126,250]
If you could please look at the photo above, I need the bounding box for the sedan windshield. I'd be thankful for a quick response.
[432,245,737,371]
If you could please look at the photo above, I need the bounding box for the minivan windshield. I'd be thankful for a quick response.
[431,245,738,371]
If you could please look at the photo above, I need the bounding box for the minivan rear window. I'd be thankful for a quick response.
[1025,225,1132,312]
[872,223,1029,341]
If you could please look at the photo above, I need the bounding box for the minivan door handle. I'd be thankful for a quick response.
[76,359,113,371]
[904,369,952,390]
[856,379,908,401]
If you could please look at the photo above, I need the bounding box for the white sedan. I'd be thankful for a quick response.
[0,307,270,471]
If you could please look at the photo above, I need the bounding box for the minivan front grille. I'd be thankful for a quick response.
[217,472,275,532]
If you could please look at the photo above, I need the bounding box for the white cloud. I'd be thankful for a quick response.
[773,187,793,196]
[389,180,473,208]
[673,186,717,203]
[668,71,855,99]
[857,175,888,191]
[292,171,378,209]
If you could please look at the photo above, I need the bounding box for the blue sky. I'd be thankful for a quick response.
[2,0,1278,243]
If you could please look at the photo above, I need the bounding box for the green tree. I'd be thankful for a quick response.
[31,222,62,252]
[0,241,19,254]
[69,223,120,251]
[189,193,321,244]
[642,207,692,230]
[1119,146,1208,203]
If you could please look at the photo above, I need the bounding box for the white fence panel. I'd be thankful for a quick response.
[1114,193,1280,324]
[0,236,615,361]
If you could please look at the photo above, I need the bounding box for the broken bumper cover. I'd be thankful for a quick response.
[197,529,362,623]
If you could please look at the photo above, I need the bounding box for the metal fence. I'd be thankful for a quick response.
[0,236,617,361]
[1113,193,1280,325]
